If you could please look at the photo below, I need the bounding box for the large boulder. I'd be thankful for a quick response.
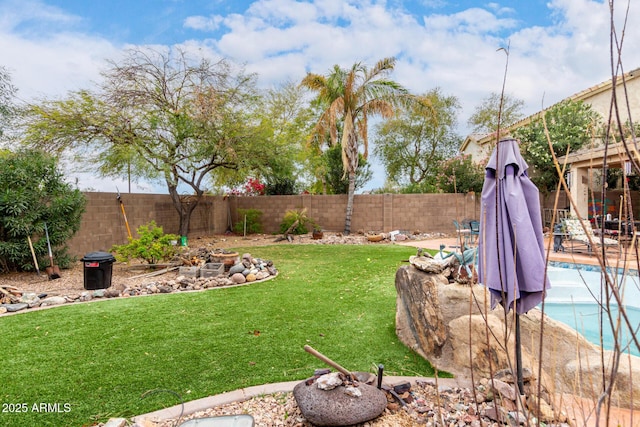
[394,265,448,357]
[394,264,640,409]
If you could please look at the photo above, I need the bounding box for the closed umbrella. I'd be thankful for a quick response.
[477,137,551,392]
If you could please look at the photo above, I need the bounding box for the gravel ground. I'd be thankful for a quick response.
[139,376,573,427]
[150,390,424,427]
[0,234,286,298]
[140,378,637,427]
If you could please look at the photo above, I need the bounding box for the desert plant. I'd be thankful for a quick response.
[111,221,179,264]
[279,208,316,235]
[233,209,263,234]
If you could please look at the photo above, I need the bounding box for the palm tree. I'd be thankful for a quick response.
[301,57,409,234]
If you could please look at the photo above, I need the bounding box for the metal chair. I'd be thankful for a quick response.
[469,220,480,243]
[453,219,472,247]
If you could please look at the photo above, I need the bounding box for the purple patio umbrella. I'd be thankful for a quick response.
[477,137,551,392]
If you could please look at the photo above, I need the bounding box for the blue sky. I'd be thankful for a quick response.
[1,0,638,193]
[7,0,556,44]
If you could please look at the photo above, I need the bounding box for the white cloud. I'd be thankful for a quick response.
[66,171,161,194]
[486,2,516,17]
[0,0,81,33]
[245,0,318,25]
[0,0,119,100]
[3,0,640,192]
[1,32,118,101]
[184,15,223,32]
[423,8,518,34]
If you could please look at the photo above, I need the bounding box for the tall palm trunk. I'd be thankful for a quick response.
[342,115,359,235]
[344,171,356,235]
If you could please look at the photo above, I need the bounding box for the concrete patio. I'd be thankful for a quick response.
[399,234,639,270]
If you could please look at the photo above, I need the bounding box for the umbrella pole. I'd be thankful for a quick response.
[515,313,524,394]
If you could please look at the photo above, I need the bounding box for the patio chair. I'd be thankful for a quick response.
[469,220,480,243]
[562,218,618,254]
[453,219,472,247]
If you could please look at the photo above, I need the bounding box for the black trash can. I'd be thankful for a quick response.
[81,251,116,290]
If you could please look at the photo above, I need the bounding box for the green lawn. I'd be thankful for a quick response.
[1,244,438,426]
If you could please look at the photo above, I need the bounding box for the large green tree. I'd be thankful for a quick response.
[374,88,461,190]
[435,154,485,193]
[0,66,17,141]
[256,81,314,195]
[22,48,268,236]
[514,99,601,192]
[0,149,85,272]
[300,58,409,234]
[468,92,525,134]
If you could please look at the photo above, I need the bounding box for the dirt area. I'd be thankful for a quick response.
[0,234,273,299]
[3,233,322,296]
[0,231,419,308]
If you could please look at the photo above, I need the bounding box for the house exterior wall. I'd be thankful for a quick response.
[463,140,490,162]
[585,76,640,121]
[461,69,640,161]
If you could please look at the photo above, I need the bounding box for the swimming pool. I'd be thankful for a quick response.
[541,263,640,357]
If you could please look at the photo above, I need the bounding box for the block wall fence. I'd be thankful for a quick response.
[65,190,590,257]
[67,192,481,257]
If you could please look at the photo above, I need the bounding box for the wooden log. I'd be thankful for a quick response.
[127,266,180,280]
[274,220,300,242]
[304,345,358,381]
[0,286,20,303]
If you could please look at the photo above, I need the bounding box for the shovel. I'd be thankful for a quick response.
[44,223,61,280]
[27,236,42,277]
[116,187,133,239]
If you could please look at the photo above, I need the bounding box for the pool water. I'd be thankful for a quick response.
[543,303,639,356]
[540,264,640,357]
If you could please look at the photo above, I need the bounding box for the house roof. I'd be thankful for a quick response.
[565,141,637,168]
[461,67,640,153]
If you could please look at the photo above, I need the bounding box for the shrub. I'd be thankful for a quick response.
[435,154,484,193]
[229,177,265,196]
[279,208,316,235]
[111,221,179,264]
[0,149,86,272]
[264,177,298,195]
[233,209,263,234]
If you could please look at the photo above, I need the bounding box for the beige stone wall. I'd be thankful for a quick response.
[66,192,481,257]
[74,190,632,257]
[230,193,480,236]
[67,192,228,257]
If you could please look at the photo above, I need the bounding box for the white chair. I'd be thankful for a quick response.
[563,218,618,254]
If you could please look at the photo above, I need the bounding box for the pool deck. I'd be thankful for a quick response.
[399,234,640,270]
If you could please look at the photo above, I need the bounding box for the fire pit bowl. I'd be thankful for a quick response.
[293,374,387,426]
[209,251,240,270]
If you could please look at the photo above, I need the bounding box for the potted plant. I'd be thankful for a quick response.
[312,226,324,240]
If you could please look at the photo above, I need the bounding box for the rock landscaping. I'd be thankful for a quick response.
[395,250,640,411]
[136,369,575,427]
[0,231,444,316]
[0,249,277,315]
[4,232,637,426]
[293,370,389,426]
